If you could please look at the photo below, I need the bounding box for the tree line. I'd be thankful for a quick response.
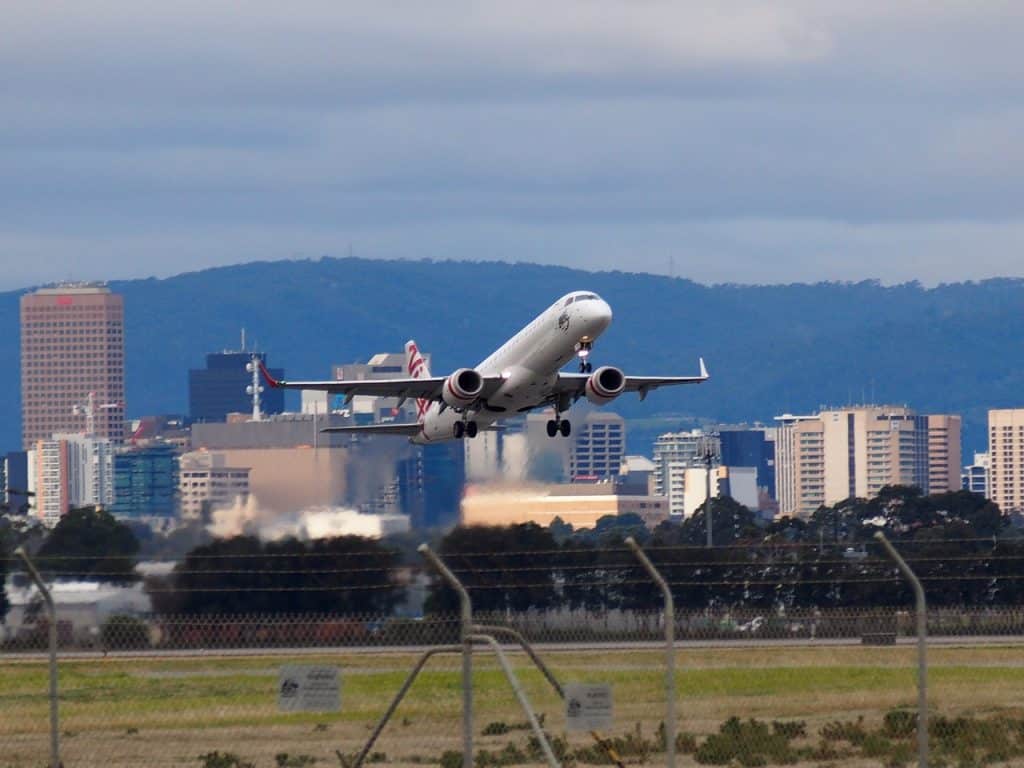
[2,486,1022,619]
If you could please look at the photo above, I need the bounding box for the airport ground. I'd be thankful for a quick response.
[5,642,1024,767]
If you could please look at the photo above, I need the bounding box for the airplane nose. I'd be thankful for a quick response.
[582,299,612,333]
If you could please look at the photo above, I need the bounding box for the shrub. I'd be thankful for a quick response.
[101,615,150,650]
[882,710,917,739]
[198,752,255,768]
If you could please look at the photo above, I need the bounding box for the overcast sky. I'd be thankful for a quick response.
[2,1,1024,289]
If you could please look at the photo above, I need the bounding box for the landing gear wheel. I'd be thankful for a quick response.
[465,421,479,439]
[453,422,465,439]
[560,419,572,438]
[546,419,558,438]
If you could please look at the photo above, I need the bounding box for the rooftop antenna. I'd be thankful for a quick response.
[245,354,264,421]
[240,328,246,352]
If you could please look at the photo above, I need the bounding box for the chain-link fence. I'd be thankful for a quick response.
[5,545,1024,767]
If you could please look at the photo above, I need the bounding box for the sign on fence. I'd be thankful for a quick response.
[278,665,341,712]
[564,683,612,731]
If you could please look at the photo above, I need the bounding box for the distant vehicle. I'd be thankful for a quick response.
[262,291,708,444]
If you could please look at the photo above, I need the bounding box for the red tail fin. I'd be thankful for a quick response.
[404,340,431,422]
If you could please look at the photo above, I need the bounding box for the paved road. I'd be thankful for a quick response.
[4,634,1024,662]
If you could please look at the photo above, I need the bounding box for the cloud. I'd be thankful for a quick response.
[2,2,1024,287]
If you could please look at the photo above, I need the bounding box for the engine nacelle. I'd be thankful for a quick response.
[442,368,484,409]
[585,365,626,405]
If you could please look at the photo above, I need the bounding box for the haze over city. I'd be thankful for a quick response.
[4,2,1024,288]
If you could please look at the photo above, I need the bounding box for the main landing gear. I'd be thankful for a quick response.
[546,417,571,438]
[577,339,593,373]
[453,420,479,439]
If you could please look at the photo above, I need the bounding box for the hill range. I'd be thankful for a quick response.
[3,257,1023,456]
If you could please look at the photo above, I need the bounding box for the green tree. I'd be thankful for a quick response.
[427,524,560,613]
[164,535,400,615]
[35,506,139,583]
[0,525,9,621]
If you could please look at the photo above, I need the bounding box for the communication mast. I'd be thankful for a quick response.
[245,354,264,421]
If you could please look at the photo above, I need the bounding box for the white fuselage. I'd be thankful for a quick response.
[413,291,613,443]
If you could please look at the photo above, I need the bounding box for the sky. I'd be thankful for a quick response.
[2,1,1024,289]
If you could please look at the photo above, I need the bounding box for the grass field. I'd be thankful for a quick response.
[4,644,1024,767]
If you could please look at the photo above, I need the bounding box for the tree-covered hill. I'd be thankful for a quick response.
[3,257,1023,453]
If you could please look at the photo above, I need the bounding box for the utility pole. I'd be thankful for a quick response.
[699,436,717,548]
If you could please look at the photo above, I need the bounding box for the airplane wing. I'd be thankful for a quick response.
[555,358,709,400]
[260,361,503,401]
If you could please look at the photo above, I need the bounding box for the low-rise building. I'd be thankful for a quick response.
[178,452,250,522]
[461,482,669,529]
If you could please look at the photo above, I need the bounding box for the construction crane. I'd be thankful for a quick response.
[71,392,119,437]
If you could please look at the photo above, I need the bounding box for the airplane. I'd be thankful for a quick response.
[259,290,708,444]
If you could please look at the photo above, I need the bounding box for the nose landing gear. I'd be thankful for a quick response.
[576,339,593,373]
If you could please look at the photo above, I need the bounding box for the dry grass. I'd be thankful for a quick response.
[3,643,1024,767]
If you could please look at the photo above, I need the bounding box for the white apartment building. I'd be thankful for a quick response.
[962,451,990,497]
[775,406,960,518]
[29,434,114,525]
[989,409,1024,513]
[652,430,719,517]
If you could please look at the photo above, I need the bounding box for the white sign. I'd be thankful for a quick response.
[278,665,341,712]
[564,683,612,732]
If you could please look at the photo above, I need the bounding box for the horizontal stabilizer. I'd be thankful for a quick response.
[320,423,422,436]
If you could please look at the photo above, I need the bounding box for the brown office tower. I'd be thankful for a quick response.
[21,285,126,449]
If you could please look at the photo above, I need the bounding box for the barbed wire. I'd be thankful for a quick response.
[131,573,1024,592]
[15,552,1024,578]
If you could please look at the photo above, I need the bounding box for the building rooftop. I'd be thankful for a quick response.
[33,283,111,295]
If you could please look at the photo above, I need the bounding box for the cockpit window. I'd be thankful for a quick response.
[564,297,575,306]
[576,293,600,302]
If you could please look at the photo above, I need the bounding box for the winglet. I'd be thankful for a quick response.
[699,357,709,380]
[258,360,281,388]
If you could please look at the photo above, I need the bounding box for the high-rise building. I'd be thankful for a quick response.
[718,427,776,500]
[962,452,990,497]
[988,409,1024,513]
[569,412,626,482]
[926,414,962,493]
[398,442,465,529]
[773,415,824,518]
[775,406,960,518]
[21,284,126,448]
[188,351,284,423]
[111,443,180,522]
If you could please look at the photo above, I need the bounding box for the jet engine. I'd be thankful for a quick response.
[442,368,484,409]
[585,365,626,405]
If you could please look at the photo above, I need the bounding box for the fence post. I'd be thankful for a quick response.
[874,532,928,768]
[625,537,675,768]
[419,544,473,768]
[15,546,61,768]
